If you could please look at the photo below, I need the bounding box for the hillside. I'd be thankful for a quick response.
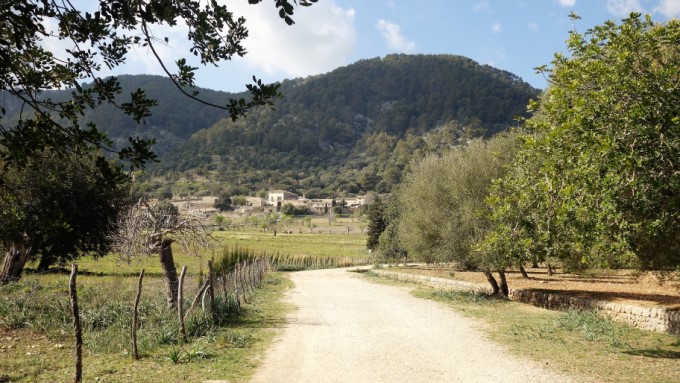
[143,54,539,197]
[2,54,539,197]
[1,75,236,155]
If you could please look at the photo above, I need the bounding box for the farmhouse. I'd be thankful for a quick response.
[267,190,299,204]
[266,190,366,214]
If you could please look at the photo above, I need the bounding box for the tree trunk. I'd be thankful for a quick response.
[159,239,178,308]
[0,242,30,284]
[547,262,553,277]
[177,266,187,343]
[207,260,216,323]
[483,270,500,296]
[531,260,539,268]
[518,264,529,279]
[131,269,144,360]
[36,253,53,272]
[69,264,82,383]
[498,270,509,297]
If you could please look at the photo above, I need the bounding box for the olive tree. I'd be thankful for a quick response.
[397,133,519,295]
[112,198,213,307]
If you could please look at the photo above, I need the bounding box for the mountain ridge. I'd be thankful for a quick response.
[142,54,540,198]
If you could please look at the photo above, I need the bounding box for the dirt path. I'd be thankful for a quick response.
[250,268,576,383]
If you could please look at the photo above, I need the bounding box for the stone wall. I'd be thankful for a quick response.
[373,269,680,335]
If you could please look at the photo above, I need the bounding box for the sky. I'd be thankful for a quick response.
[91,0,680,92]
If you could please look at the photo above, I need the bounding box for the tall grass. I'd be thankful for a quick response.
[0,251,271,357]
[217,244,369,272]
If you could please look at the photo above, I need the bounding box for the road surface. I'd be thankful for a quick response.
[250,268,574,383]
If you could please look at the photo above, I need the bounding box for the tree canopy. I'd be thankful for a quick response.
[395,133,519,268]
[482,14,680,271]
[0,0,315,176]
[0,151,129,276]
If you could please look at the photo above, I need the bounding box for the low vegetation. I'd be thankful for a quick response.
[0,227,369,382]
[0,259,292,383]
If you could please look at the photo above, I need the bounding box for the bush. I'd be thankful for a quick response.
[214,194,233,211]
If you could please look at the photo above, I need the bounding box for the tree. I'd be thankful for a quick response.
[214,194,233,212]
[1,0,316,178]
[231,195,248,206]
[377,193,407,262]
[112,198,213,307]
[281,214,294,228]
[1,0,316,284]
[0,151,128,282]
[366,197,386,251]
[396,134,519,294]
[483,14,680,275]
[303,215,315,233]
[152,200,180,227]
[326,212,337,226]
[213,214,226,229]
[281,203,296,216]
[158,189,174,200]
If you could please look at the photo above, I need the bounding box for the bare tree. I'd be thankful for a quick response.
[111,198,214,308]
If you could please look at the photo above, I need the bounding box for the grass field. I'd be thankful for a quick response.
[214,229,369,259]
[0,271,293,383]
[0,226,368,382]
[56,225,368,277]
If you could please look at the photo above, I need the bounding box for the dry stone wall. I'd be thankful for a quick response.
[373,269,680,335]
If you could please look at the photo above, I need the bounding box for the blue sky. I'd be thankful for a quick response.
[90,0,680,92]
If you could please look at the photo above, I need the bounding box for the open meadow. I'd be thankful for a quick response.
[0,226,369,382]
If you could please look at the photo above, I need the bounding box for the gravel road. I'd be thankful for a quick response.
[249,268,575,383]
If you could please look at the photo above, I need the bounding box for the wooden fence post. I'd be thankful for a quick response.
[69,264,82,383]
[207,260,216,323]
[178,266,187,343]
[131,269,144,360]
[237,263,249,304]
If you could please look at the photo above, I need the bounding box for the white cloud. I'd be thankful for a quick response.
[375,19,416,52]
[125,22,189,76]
[655,0,680,17]
[225,1,357,78]
[474,1,489,11]
[559,0,576,7]
[40,1,357,90]
[606,0,644,16]
[491,23,502,33]
[528,22,539,32]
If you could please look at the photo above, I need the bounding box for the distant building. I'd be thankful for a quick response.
[342,197,366,209]
[246,196,266,208]
[307,199,334,214]
[267,190,299,205]
[265,190,366,214]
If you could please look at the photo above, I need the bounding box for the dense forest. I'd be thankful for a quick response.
[1,75,236,155]
[3,54,538,197]
[142,54,539,198]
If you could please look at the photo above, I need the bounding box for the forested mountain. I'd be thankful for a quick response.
[3,54,539,197]
[142,54,539,198]
[1,75,236,155]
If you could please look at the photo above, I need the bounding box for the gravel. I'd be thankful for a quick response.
[249,268,576,383]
